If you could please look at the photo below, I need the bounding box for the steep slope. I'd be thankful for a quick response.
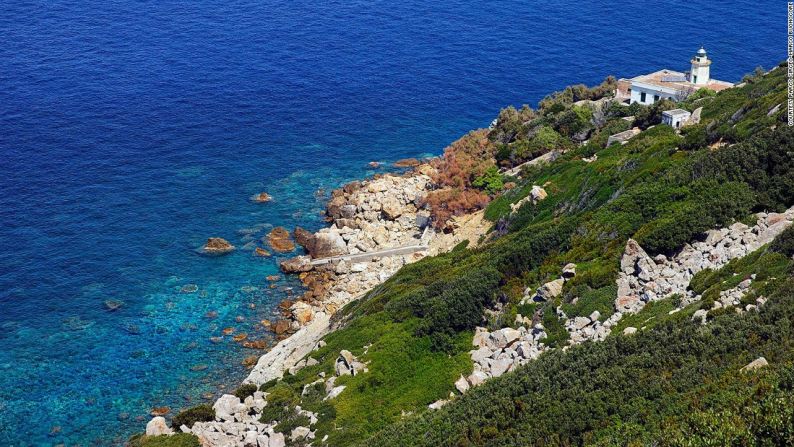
[135,63,793,447]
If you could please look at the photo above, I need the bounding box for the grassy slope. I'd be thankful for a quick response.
[238,63,791,446]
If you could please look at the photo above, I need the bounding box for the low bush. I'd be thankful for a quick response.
[170,404,215,430]
[128,433,200,447]
[771,225,794,257]
[233,383,258,400]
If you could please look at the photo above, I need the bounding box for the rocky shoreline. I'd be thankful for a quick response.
[145,162,490,445]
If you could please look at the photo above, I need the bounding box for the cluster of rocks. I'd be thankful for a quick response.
[189,345,369,442]
[144,391,286,447]
[563,309,618,345]
[468,325,548,380]
[270,171,435,339]
[691,276,768,325]
[616,208,793,315]
[431,322,551,409]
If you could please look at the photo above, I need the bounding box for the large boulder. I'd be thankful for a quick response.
[293,227,316,252]
[536,279,564,301]
[213,394,246,422]
[530,185,548,203]
[326,195,349,220]
[203,237,235,254]
[145,417,173,436]
[381,198,403,220]
[740,357,769,372]
[562,263,577,279]
[312,231,347,258]
[280,256,313,273]
[454,375,470,394]
[292,302,314,325]
[335,350,358,376]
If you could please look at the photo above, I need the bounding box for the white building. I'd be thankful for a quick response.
[662,109,691,129]
[616,47,734,105]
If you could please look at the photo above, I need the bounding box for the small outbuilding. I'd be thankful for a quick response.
[662,109,691,129]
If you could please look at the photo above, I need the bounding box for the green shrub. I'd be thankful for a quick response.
[561,285,616,320]
[472,166,505,195]
[170,404,215,430]
[691,127,794,210]
[274,412,311,435]
[634,181,754,254]
[233,383,258,400]
[129,433,201,447]
[259,378,279,392]
[259,382,299,423]
[771,225,794,258]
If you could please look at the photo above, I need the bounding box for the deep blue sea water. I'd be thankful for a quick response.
[0,1,782,445]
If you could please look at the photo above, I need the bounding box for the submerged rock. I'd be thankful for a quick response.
[203,237,235,254]
[103,299,124,311]
[63,316,95,331]
[394,158,421,168]
[242,339,269,350]
[254,247,271,257]
[273,320,291,335]
[180,284,199,293]
[267,227,296,253]
[149,406,170,417]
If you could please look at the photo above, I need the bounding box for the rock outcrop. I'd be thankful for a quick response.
[203,237,235,254]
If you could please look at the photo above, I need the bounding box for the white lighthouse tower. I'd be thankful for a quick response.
[689,46,711,86]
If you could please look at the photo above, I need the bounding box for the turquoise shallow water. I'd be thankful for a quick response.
[0,0,782,444]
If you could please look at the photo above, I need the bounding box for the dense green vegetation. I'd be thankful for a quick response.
[136,64,790,446]
[365,272,794,446]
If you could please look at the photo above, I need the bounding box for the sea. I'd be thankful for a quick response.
[0,0,782,444]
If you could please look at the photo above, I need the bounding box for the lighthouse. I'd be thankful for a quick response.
[689,46,711,86]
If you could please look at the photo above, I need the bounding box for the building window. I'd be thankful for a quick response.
[654,95,660,102]
[640,92,646,103]
[693,75,698,84]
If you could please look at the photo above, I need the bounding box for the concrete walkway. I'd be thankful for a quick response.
[309,227,434,266]
[309,244,428,266]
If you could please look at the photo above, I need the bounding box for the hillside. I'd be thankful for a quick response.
[133,62,793,447]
